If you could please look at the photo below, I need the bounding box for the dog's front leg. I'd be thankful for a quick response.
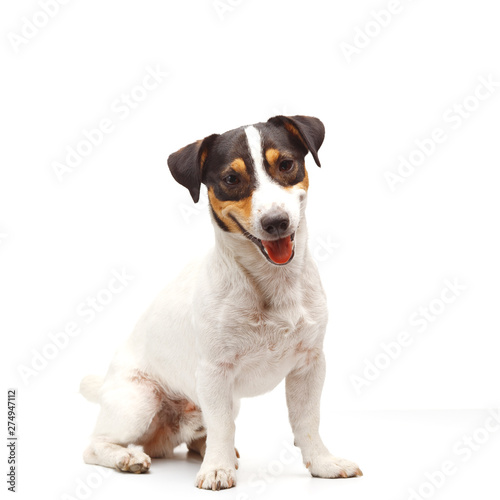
[195,361,237,490]
[286,350,363,479]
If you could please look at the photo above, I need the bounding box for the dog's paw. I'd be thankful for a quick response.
[307,454,362,479]
[115,446,151,473]
[195,465,237,490]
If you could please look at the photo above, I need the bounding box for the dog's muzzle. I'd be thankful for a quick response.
[229,214,296,265]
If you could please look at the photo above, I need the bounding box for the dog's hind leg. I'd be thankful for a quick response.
[82,371,173,473]
[84,441,151,473]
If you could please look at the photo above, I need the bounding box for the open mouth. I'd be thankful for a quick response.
[229,215,295,265]
[247,232,296,265]
[260,234,295,265]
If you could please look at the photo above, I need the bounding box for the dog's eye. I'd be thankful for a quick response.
[223,174,240,185]
[279,160,294,172]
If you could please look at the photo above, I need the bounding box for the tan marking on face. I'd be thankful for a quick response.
[230,158,249,178]
[265,148,281,166]
[265,148,282,179]
[265,147,289,176]
[208,187,253,233]
[285,167,309,192]
[266,147,309,191]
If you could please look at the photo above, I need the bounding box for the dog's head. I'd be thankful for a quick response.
[168,115,325,265]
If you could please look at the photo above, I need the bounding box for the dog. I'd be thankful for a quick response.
[80,115,362,490]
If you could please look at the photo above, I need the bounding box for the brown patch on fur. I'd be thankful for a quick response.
[286,167,309,191]
[130,370,202,458]
[130,370,166,402]
[230,158,249,178]
[264,147,309,191]
[208,187,252,233]
[265,148,286,178]
[200,148,208,168]
[185,402,197,413]
[306,461,311,468]
[284,121,308,150]
[140,413,175,458]
[265,148,281,166]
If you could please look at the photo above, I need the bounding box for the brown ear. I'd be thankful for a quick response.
[167,134,219,203]
[267,115,325,167]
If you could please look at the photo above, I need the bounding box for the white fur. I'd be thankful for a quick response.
[244,125,305,240]
[81,127,361,490]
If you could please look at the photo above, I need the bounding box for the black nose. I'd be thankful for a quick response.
[261,211,290,236]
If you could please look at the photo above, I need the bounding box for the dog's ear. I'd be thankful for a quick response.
[168,134,219,203]
[267,115,325,167]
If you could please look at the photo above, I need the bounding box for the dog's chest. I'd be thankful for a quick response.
[229,303,324,397]
[195,257,328,398]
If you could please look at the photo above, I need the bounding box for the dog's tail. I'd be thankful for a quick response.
[80,374,104,404]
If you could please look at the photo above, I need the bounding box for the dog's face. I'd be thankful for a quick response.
[168,115,325,265]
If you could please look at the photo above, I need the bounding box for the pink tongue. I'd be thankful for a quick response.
[262,236,293,264]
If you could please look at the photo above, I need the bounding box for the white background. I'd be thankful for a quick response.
[1,0,499,499]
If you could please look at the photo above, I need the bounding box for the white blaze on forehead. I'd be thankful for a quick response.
[244,125,277,193]
[244,126,303,238]
[244,126,265,182]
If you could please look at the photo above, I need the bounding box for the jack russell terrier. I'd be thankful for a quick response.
[80,115,362,490]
